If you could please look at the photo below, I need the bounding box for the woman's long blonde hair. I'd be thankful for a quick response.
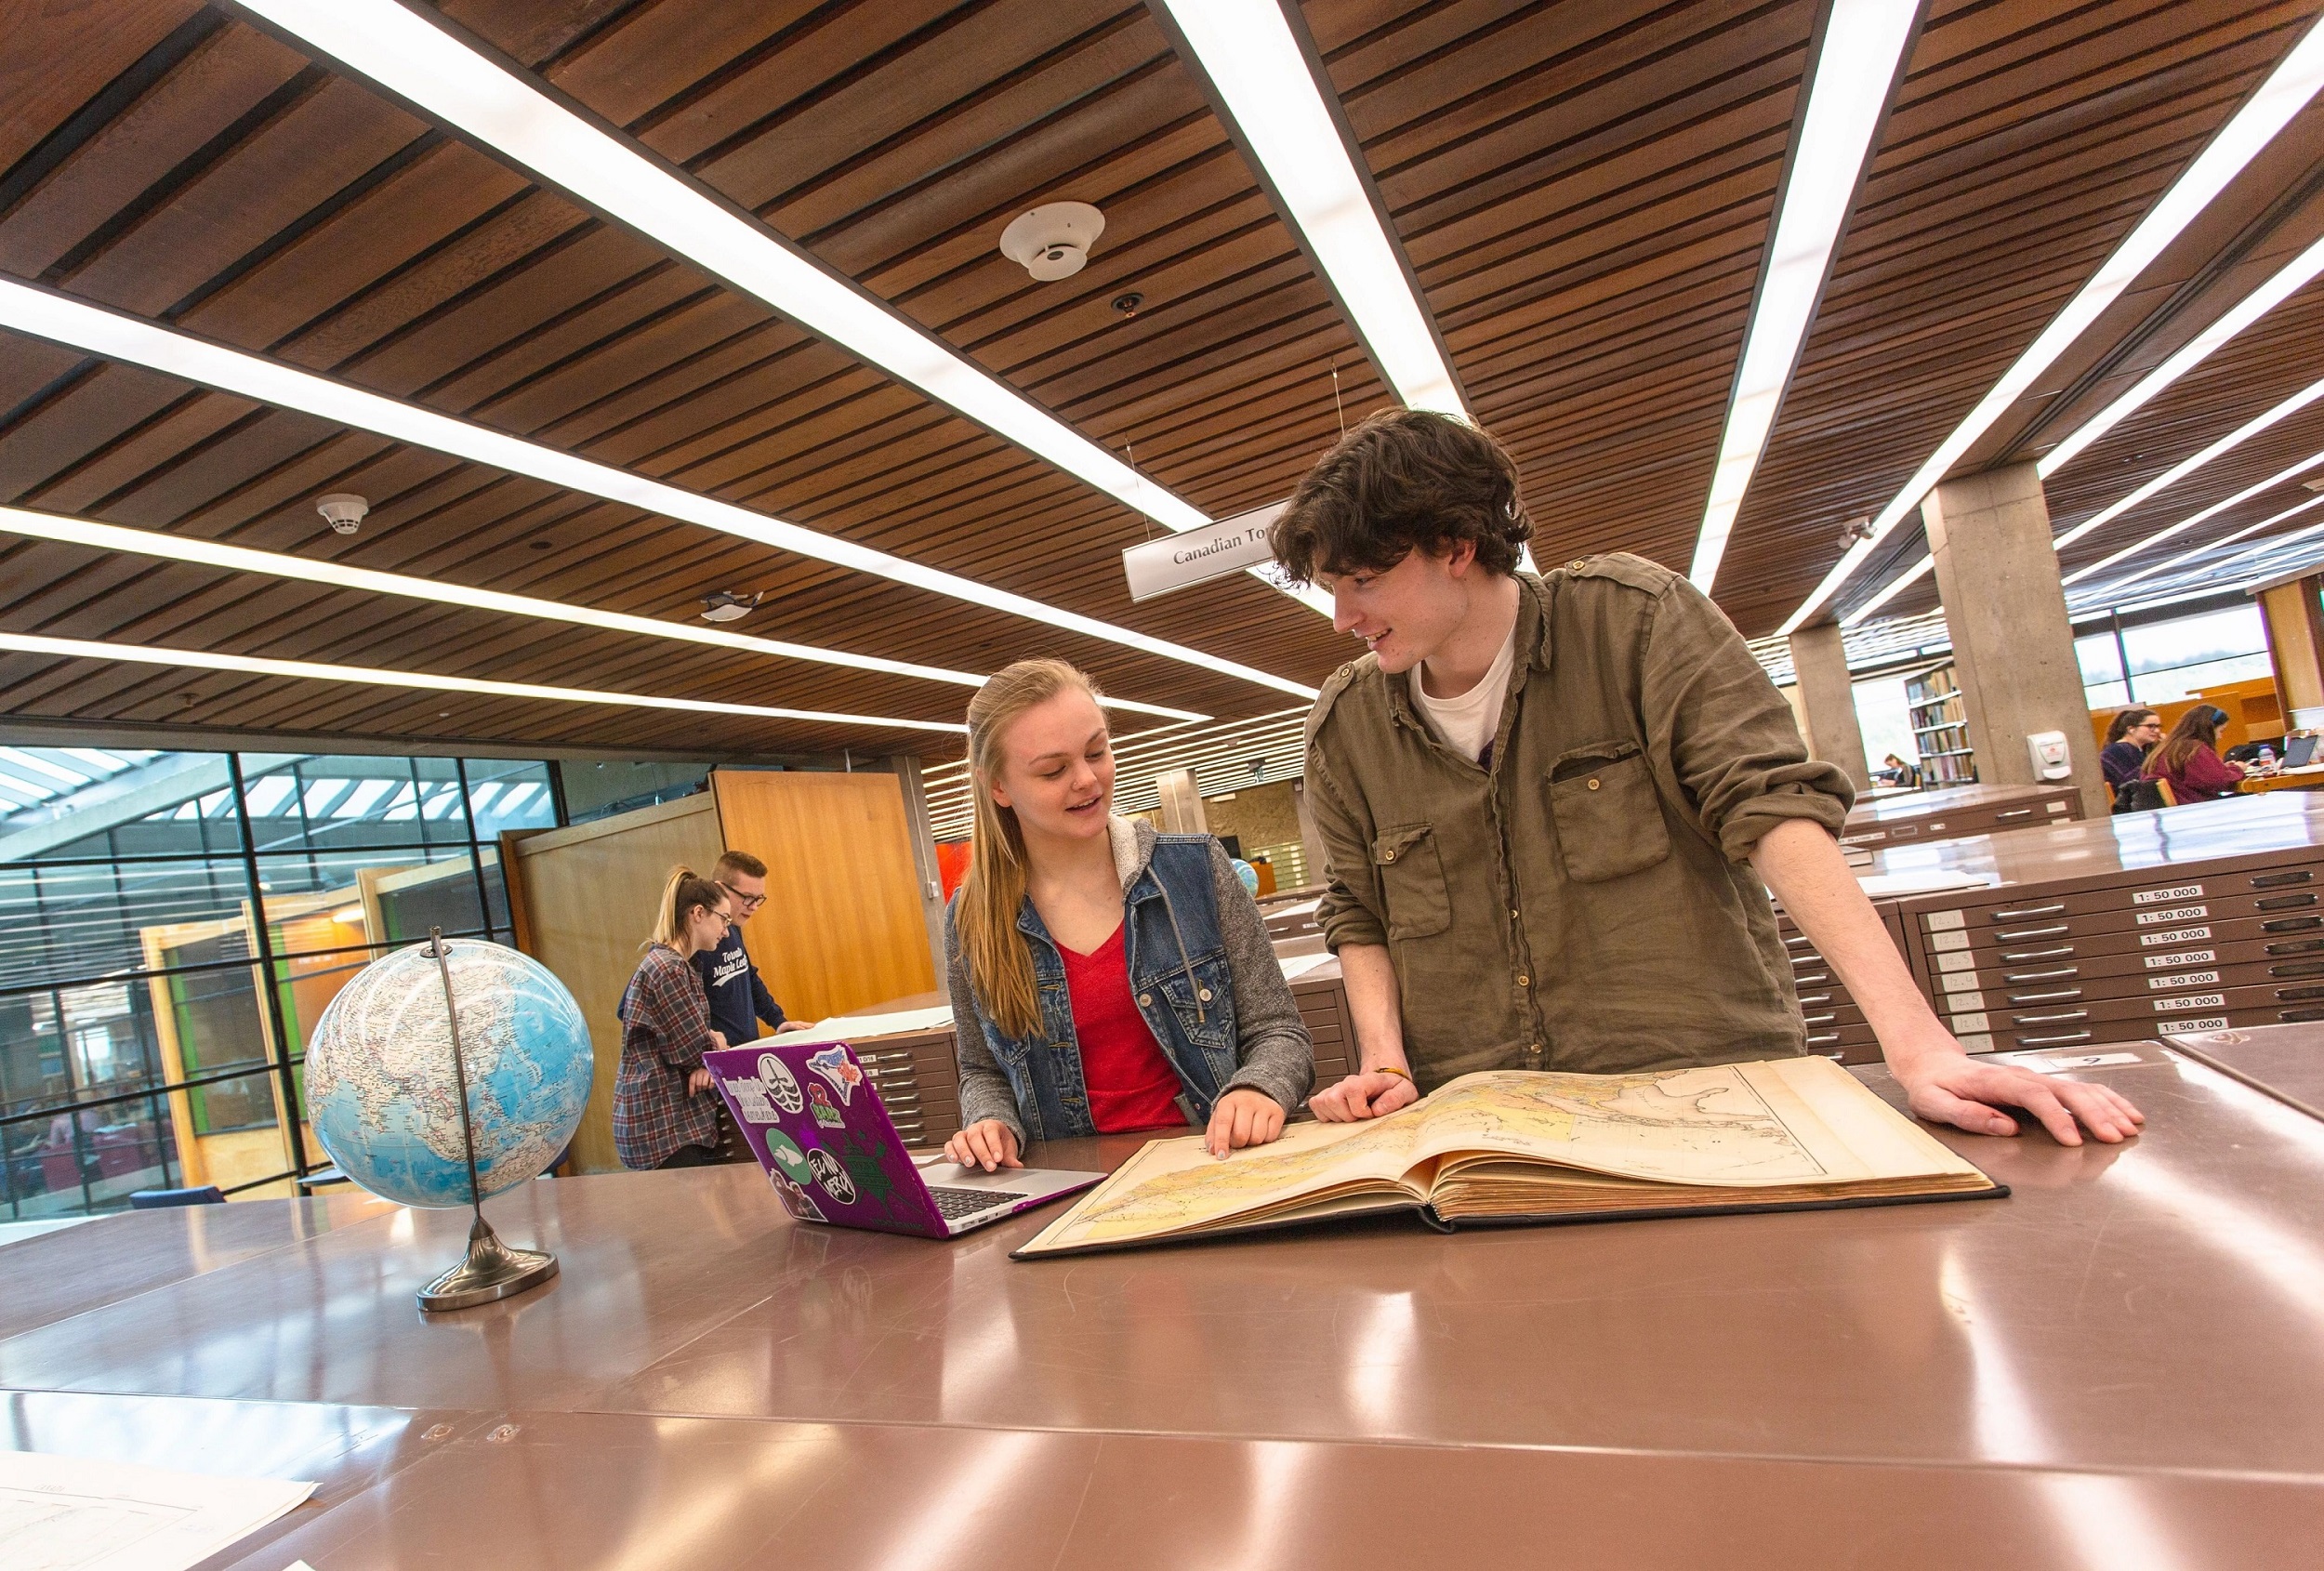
[956,658,1106,1037]
[649,865,726,950]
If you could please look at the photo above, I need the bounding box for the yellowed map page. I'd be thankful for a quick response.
[1409,1058,1984,1188]
[1018,1108,1429,1254]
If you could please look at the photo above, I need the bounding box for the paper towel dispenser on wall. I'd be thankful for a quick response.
[2027,730,2072,782]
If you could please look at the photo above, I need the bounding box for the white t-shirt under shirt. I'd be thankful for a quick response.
[1411,619,1519,761]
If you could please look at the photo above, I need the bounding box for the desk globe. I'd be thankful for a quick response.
[305,937,592,1307]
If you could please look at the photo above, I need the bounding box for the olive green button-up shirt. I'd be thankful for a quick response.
[1304,555,1854,1089]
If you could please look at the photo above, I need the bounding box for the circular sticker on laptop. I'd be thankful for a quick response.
[763,1129,813,1186]
[806,1146,857,1205]
[759,1053,804,1114]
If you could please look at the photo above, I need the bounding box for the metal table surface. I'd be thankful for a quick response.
[3,1049,2320,1567]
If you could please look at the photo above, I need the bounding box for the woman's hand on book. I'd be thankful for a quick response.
[944,1119,1023,1172]
[1205,1089,1287,1157]
[1309,1070,1420,1124]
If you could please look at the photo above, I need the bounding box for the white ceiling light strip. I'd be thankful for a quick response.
[2039,231,2324,479]
[1844,379,2324,625]
[0,505,1207,721]
[2070,493,2324,606]
[0,631,968,733]
[1779,14,2324,635]
[2069,451,2324,593]
[1156,0,1462,417]
[0,279,1316,701]
[2053,371,2324,559]
[1688,0,1921,592]
[236,1,1328,624]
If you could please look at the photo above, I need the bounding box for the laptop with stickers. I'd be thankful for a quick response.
[705,1037,1103,1239]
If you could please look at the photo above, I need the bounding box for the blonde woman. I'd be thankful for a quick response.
[943,659,1313,1170]
[614,868,734,1170]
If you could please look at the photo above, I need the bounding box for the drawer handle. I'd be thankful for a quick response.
[2279,985,2324,1002]
[1995,808,2035,819]
[1802,1011,1838,1025]
[2272,960,2324,979]
[1997,924,2070,941]
[2253,869,2316,889]
[1792,970,1831,986]
[2264,916,2324,932]
[2268,937,2324,956]
[1785,934,1816,948]
[1991,904,2067,920]
[2013,1009,2089,1024]
[2008,988,2083,1004]
[2259,893,2320,911]
[2016,1030,2093,1047]
[1999,945,2074,961]
[1796,992,1834,1006]
[1805,1032,1841,1047]
[2001,967,2079,983]
[2281,1009,2324,1023]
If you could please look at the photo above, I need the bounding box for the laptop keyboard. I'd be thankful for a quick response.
[928,1185,1027,1221]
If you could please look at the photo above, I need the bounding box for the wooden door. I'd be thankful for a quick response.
[710,770,937,1022]
[508,794,724,1173]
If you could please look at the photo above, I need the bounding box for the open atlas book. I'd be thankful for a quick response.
[1015,1056,2001,1258]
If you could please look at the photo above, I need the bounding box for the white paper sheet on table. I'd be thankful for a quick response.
[0,1450,313,1571]
[1263,897,1322,918]
[783,1005,956,1044]
[1854,869,2000,897]
[1276,951,1337,981]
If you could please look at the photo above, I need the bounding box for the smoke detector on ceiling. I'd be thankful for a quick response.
[999,202,1105,281]
[700,590,762,624]
[315,493,369,535]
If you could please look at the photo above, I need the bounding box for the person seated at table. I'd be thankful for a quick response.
[614,869,735,1170]
[2101,707,2161,793]
[1873,753,1919,787]
[943,658,1314,1170]
[2143,706,2245,803]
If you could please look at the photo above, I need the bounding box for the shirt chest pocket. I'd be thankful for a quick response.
[1371,823,1452,940]
[1547,744,1672,883]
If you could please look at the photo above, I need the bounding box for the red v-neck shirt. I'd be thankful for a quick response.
[1057,924,1187,1133]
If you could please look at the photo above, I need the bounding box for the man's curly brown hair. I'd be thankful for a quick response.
[1270,409,1533,582]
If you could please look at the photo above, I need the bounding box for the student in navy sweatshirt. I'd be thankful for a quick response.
[690,851,806,1044]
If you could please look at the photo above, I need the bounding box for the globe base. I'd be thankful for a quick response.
[417,1214,559,1313]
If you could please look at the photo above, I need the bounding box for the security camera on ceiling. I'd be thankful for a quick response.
[999,202,1105,281]
[315,493,369,535]
[700,590,762,624]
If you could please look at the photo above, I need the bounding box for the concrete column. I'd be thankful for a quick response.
[2256,573,2324,726]
[1785,624,1869,788]
[1155,768,1208,834]
[884,756,949,996]
[1923,463,2108,816]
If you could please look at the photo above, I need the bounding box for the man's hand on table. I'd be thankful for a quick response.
[1888,1036,2145,1146]
[1308,1069,1420,1124]
[1205,1089,1286,1157]
[944,1119,1022,1172]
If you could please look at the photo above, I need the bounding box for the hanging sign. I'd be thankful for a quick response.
[1122,502,1287,603]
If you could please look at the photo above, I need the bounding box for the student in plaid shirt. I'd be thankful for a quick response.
[614,869,735,1169]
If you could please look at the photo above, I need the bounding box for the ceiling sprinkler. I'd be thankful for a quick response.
[1837,515,1874,548]
[999,202,1105,281]
[315,494,369,535]
[700,590,762,624]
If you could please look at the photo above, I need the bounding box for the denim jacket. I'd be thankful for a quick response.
[947,818,1314,1144]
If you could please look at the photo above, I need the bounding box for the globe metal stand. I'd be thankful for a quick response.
[416,928,559,1313]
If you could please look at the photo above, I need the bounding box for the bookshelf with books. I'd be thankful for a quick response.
[1905,664,1975,785]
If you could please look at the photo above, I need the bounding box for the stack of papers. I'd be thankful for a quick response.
[0,1451,313,1571]
[782,1005,956,1044]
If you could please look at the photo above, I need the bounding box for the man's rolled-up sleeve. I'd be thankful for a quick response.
[1307,745,1389,952]
[1640,578,1854,860]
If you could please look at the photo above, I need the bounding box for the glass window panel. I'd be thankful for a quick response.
[0,857,259,993]
[461,760,558,835]
[2119,606,2267,680]
[366,855,491,946]
[2119,651,2277,705]
[253,849,480,956]
[2076,632,2126,689]
[1,1077,185,1220]
[4,752,244,861]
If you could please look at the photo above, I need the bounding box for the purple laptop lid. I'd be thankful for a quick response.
[704,1038,945,1237]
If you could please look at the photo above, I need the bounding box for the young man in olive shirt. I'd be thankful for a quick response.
[1277,410,2141,1146]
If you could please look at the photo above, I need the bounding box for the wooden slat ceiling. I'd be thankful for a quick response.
[1,0,2320,761]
